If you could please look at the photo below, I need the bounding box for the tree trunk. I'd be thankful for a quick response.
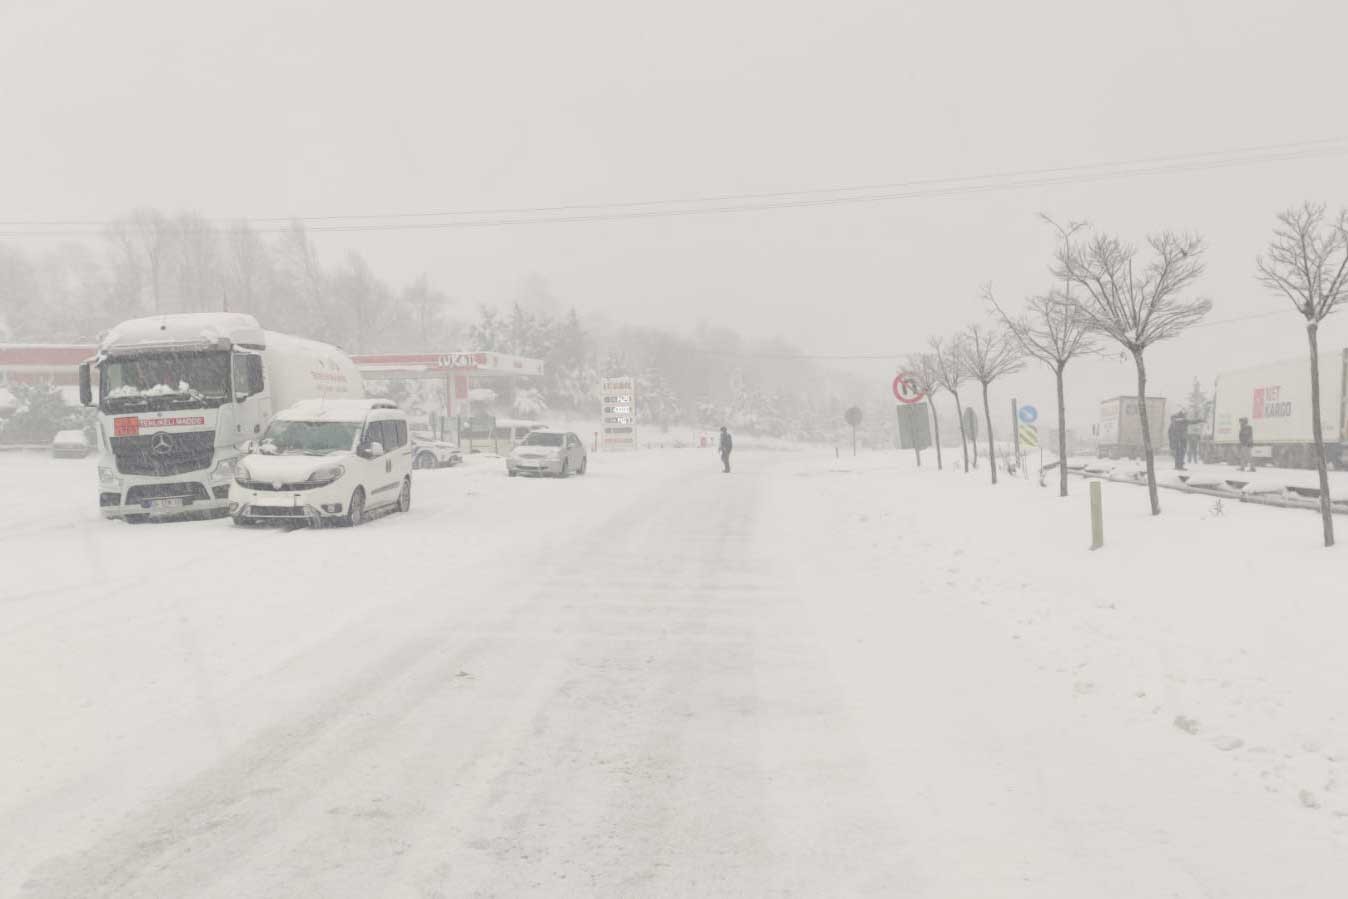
[1134,351,1160,515]
[930,400,943,470]
[1307,321,1335,547]
[952,390,969,472]
[981,381,997,484]
[1055,365,1069,498]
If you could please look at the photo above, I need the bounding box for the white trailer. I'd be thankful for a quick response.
[1096,395,1167,459]
[79,313,363,521]
[1208,349,1348,469]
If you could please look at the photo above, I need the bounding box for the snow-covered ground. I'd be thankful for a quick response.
[2,447,1347,896]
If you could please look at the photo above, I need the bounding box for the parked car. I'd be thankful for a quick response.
[411,428,463,470]
[506,429,588,478]
[229,398,413,526]
[51,429,92,458]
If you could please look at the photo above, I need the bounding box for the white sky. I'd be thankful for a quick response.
[4,0,1348,425]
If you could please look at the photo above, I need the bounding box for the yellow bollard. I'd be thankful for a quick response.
[1089,479,1104,550]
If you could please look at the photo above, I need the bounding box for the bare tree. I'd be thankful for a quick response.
[959,320,1023,484]
[1256,202,1348,547]
[929,335,970,472]
[986,286,1098,497]
[1057,230,1210,515]
[903,353,943,469]
[125,208,174,314]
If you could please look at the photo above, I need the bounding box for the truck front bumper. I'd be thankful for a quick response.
[100,477,232,520]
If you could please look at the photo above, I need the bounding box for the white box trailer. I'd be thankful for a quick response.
[1097,395,1167,459]
[79,313,364,520]
[1208,349,1348,469]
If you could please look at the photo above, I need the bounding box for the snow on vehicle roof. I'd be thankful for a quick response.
[100,313,265,354]
[276,398,400,422]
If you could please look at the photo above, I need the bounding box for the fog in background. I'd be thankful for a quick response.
[5,0,1348,428]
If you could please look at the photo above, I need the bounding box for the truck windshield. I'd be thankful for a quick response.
[100,351,231,412]
[260,421,359,455]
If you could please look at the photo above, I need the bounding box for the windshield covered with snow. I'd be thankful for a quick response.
[259,420,359,455]
[100,351,231,412]
[522,432,563,447]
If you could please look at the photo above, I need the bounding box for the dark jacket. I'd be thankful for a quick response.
[1239,423,1253,447]
[1168,417,1188,444]
[719,431,733,452]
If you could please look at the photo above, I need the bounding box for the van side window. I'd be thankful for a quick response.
[364,421,388,449]
[393,421,407,448]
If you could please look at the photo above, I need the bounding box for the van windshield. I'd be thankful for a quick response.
[522,432,564,447]
[260,421,359,455]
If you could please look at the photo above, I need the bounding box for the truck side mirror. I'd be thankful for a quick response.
[78,363,93,407]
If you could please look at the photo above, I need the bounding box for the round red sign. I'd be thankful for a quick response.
[892,372,925,404]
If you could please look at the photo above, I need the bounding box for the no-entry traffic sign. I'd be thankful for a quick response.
[892,373,925,404]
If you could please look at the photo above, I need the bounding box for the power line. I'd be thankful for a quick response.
[692,309,1299,362]
[3,137,1347,237]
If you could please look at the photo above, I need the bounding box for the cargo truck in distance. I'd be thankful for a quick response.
[79,313,364,522]
[1208,350,1348,470]
[1096,396,1168,459]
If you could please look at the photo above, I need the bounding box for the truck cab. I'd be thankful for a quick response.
[81,313,361,521]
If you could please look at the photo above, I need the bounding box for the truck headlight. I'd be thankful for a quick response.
[303,464,345,487]
[211,457,239,480]
[98,465,118,485]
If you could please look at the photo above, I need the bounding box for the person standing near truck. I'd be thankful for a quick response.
[1168,412,1190,470]
[718,426,733,473]
[1237,417,1254,472]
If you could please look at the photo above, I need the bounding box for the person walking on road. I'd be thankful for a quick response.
[1237,417,1254,472]
[718,426,733,473]
[1168,412,1190,470]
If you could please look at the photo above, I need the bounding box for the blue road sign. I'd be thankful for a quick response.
[1018,404,1038,424]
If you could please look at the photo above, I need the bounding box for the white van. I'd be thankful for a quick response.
[229,399,413,527]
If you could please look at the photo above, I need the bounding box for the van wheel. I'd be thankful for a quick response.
[397,477,412,513]
[415,451,437,470]
[342,488,366,527]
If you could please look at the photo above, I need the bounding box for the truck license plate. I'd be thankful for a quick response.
[149,498,183,509]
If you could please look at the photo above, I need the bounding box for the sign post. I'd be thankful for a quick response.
[844,406,863,456]
[1017,403,1039,476]
[1090,479,1105,550]
[893,372,928,466]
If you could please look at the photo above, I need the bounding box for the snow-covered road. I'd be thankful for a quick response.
[3,448,1348,897]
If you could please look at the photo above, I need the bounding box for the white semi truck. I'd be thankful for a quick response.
[1208,350,1348,469]
[79,313,363,521]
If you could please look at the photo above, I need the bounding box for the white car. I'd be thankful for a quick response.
[229,399,413,526]
[411,430,463,470]
[506,429,588,478]
[51,429,92,458]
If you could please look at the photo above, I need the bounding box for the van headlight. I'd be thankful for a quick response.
[211,457,239,480]
[98,465,118,485]
[303,464,345,487]
[234,462,252,483]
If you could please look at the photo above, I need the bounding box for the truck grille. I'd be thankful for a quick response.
[112,431,216,476]
[126,483,210,505]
